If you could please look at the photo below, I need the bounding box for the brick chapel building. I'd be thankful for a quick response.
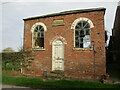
[23,8,106,80]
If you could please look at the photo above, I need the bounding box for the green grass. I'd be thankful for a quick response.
[2,74,120,88]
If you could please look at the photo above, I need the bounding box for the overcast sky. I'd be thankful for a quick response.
[1,0,120,51]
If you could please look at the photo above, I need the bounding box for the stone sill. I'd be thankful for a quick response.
[32,48,45,51]
[73,48,93,51]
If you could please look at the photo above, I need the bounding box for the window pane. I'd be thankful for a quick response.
[37,38,44,47]
[34,32,38,37]
[80,43,83,48]
[75,41,79,48]
[84,23,90,28]
[75,20,91,48]
[33,25,44,48]
[34,28,38,32]
[83,35,90,48]
[41,32,44,38]
[75,24,80,29]
[83,21,87,26]
[41,28,44,31]
[75,30,79,35]
[37,32,41,37]
[40,26,44,31]
[34,38,39,46]
[80,38,83,43]
[80,30,85,37]
[75,37,79,42]
[77,22,81,27]
[86,29,90,35]
[80,30,84,35]
[83,35,90,42]
[83,41,90,48]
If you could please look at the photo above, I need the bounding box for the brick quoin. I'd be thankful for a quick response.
[23,8,106,81]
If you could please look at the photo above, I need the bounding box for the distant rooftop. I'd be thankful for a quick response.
[23,7,106,21]
[119,1,120,6]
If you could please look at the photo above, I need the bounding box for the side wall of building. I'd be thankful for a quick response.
[23,10,106,80]
[112,6,120,62]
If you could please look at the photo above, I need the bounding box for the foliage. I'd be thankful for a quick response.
[2,49,34,72]
[2,47,15,53]
[2,74,120,88]
[2,70,23,77]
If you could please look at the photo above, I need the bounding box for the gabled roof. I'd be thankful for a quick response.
[23,7,106,21]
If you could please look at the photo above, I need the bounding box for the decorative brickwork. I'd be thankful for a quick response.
[50,35,67,45]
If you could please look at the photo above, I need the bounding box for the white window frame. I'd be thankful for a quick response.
[31,22,47,50]
[71,17,94,50]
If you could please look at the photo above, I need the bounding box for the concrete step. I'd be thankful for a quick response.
[47,70,65,80]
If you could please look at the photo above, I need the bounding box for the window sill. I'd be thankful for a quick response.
[73,48,93,51]
[32,48,45,51]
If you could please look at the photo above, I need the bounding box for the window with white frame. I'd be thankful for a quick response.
[33,25,44,48]
[75,20,91,48]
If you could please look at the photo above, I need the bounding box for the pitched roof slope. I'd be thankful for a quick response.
[23,7,106,21]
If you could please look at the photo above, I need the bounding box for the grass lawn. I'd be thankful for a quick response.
[2,73,120,88]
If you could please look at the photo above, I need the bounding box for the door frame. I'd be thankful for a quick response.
[52,38,64,71]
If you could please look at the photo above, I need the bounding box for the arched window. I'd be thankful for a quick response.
[75,20,91,48]
[33,25,44,48]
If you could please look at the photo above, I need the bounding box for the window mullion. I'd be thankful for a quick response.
[75,20,91,48]
[78,37,80,48]
[83,22,87,29]
[81,21,83,29]
[40,26,43,31]
[76,24,81,28]
[38,25,40,30]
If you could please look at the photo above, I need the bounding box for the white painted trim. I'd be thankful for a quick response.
[71,17,93,48]
[31,22,47,48]
[71,17,94,29]
[31,22,47,33]
[50,35,67,45]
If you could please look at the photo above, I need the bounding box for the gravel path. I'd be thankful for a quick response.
[2,85,44,90]
[2,84,30,88]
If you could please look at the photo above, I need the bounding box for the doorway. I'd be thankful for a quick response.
[52,39,64,71]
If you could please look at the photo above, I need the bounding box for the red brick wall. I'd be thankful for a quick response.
[23,10,106,80]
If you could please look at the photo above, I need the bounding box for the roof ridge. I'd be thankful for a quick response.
[23,7,106,21]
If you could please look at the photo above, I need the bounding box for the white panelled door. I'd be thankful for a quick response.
[52,39,64,71]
